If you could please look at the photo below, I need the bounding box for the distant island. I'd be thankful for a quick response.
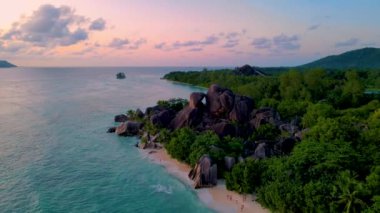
[299,47,380,69]
[0,60,17,68]
[233,47,380,74]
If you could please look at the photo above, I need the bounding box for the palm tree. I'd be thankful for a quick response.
[332,171,367,213]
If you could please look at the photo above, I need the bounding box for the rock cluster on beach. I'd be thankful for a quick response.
[188,155,218,188]
[108,84,303,188]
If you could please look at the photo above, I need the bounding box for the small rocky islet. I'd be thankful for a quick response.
[107,82,303,189]
[0,60,16,68]
[116,72,126,79]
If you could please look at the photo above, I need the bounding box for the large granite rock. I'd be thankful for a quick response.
[145,105,166,117]
[138,133,160,149]
[229,95,254,123]
[115,121,143,136]
[242,140,257,157]
[219,90,235,113]
[206,84,235,118]
[211,121,236,138]
[250,107,281,129]
[170,106,203,129]
[224,156,236,171]
[279,123,299,135]
[135,108,144,118]
[188,155,218,189]
[274,137,296,155]
[233,64,265,76]
[150,110,175,128]
[238,156,245,163]
[114,114,128,122]
[252,142,272,159]
[295,128,309,140]
[116,72,126,79]
[189,92,206,109]
[107,127,116,133]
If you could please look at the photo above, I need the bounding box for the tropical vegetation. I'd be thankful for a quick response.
[160,67,380,212]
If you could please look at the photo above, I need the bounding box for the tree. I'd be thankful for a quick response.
[303,68,332,101]
[188,131,221,166]
[157,98,189,111]
[364,196,380,213]
[251,123,280,141]
[332,171,367,213]
[257,98,280,109]
[165,128,196,162]
[279,70,307,100]
[365,166,380,196]
[342,71,365,107]
[277,99,309,120]
[305,116,360,143]
[302,103,335,128]
[225,159,262,194]
[222,136,243,157]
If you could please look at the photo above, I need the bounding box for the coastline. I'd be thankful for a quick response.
[141,147,268,213]
[161,78,208,90]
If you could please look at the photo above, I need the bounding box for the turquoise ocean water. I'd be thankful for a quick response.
[0,67,214,212]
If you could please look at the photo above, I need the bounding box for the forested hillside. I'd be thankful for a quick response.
[300,48,380,69]
[161,67,380,212]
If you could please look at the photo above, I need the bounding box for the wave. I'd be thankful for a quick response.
[150,184,173,194]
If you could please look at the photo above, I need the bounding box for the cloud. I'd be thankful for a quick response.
[251,34,300,52]
[154,42,166,50]
[220,30,249,49]
[61,28,88,46]
[222,39,239,48]
[200,35,219,45]
[273,34,300,50]
[128,38,147,50]
[155,35,219,51]
[89,18,106,31]
[173,35,218,48]
[188,48,203,52]
[73,47,95,55]
[108,37,146,50]
[1,4,92,47]
[361,42,377,47]
[172,40,199,48]
[308,24,320,31]
[251,38,272,49]
[108,38,130,49]
[0,42,26,53]
[228,49,246,55]
[225,32,239,40]
[335,38,359,48]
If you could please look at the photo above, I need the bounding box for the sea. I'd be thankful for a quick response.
[0,67,216,213]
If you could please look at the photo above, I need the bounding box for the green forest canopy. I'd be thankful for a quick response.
[160,68,380,212]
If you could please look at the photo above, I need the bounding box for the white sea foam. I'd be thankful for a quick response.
[150,184,173,194]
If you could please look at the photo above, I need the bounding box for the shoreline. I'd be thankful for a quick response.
[161,78,208,90]
[141,147,268,213]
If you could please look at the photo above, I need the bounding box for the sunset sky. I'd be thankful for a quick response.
[0,0,379,67]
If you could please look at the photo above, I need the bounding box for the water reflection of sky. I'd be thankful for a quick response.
[0,67,213,213]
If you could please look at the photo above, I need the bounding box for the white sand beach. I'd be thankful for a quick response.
[142,148,268,213]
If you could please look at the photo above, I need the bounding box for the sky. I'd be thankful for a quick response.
[0,0,379,67]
